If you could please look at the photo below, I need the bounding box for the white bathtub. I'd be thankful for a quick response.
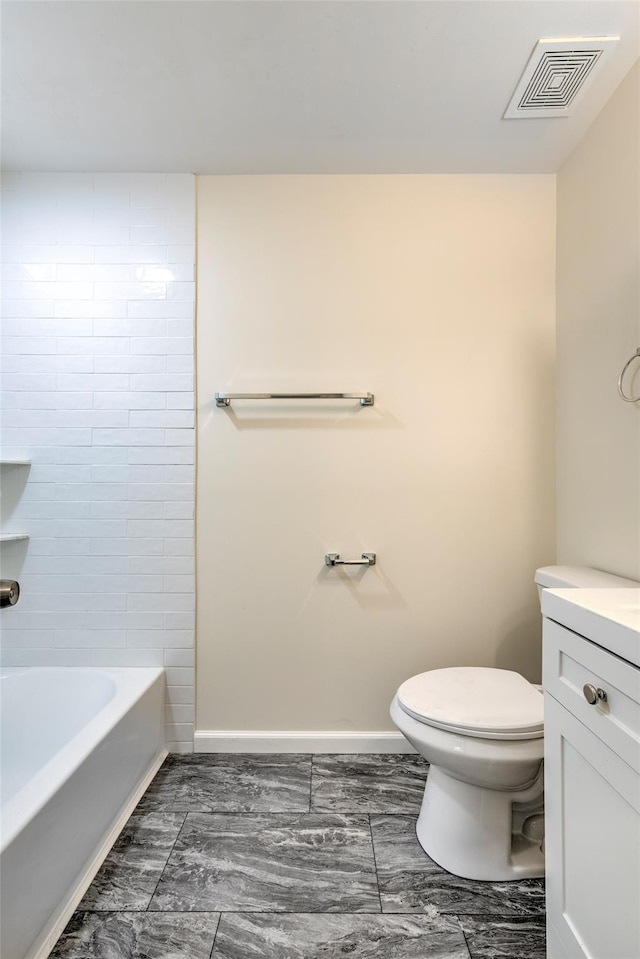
[0,667,166,959]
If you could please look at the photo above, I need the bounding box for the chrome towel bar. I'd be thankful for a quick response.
[618,348,640,403]
[215,391,374,408]
[325,553,376,567]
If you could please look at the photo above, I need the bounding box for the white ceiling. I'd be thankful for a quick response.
[2,0,638,174]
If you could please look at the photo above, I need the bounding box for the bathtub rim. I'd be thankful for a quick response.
[0,665,165,853]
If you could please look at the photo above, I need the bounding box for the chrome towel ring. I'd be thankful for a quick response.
[618,348,640,403]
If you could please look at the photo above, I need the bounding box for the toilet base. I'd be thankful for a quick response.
[416,764,545,881]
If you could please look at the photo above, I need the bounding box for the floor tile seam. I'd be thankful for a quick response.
[310,804,423,814]
[150,909,478,916]
[70,908,148,915]
[66,908,221,915]
[367,813,384,914]
[377,908,546,918]
[449,912,546,920]
[156,807,317,814]
[368,811,418,819]
[145,811,189,912]
[208,912,222,959]
[162,808,422,815]
[449,914,474,959]
[308,753,314,812]
[177,810,374,818]
[148,911,393,917]
[439,910,547,919]
[147,906,390,914]
[450,912,546,929]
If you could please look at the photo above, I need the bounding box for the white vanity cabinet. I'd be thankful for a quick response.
[542,588,640,959]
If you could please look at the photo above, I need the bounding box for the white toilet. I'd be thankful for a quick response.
[391,565,639,882]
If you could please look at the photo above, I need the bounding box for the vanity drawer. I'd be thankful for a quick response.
[543,618,640,773]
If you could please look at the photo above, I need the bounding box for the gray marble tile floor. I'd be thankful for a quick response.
[51,755,546,959]
[136,754,313,814]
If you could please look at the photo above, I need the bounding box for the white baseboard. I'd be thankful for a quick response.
[30,748,168,959]
[194,730,416,754]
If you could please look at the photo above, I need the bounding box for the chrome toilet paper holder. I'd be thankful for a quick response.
[325,553,376,567]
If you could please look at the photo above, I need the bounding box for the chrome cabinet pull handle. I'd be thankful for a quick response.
[583,683,607,705]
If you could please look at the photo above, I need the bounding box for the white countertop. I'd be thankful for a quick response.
[542,588,640,668]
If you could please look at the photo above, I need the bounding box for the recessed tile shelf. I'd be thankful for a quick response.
[0,462,32,543]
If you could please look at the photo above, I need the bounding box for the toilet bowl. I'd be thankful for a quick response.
[391,565,640,883]
[391,667,545,881]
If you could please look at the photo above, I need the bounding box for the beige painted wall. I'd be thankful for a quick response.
[557,62,640,580]
[196,175,556,737]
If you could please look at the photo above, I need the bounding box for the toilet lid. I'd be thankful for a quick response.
[397,667,544,741]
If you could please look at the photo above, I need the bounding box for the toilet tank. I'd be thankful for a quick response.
[534,565,639,606]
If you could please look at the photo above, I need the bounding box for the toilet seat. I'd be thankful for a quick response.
[397,667,544,741]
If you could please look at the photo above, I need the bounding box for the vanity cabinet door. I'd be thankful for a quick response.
[544,694,640,959]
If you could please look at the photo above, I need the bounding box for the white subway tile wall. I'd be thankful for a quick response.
[0,173,196,752]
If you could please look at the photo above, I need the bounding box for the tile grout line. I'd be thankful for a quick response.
[208,912,222,959]
[448,914,474,959]
[120,907,390,914]
[367,813,384,915]
[443,910,547,918]
[145,811,188,912]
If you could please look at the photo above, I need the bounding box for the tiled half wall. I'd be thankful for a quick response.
[0,173,196,751]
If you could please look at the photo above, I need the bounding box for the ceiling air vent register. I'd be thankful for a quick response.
[504,37,620,119]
